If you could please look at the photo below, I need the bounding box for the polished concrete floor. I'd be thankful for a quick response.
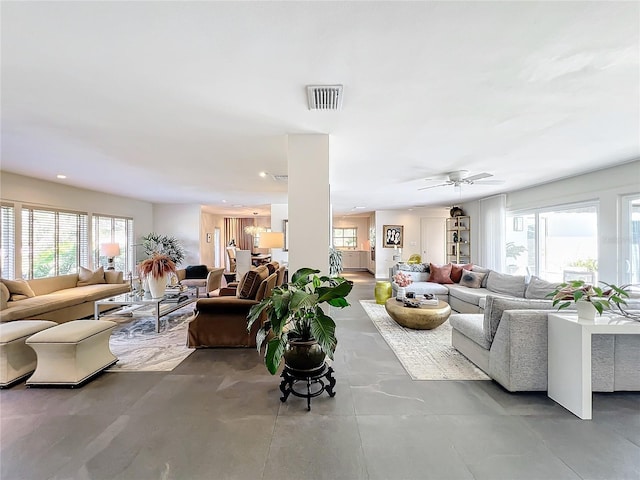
[1,271,639,480]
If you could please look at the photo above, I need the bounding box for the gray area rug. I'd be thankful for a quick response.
[104,304,195,372]
[360,300,489,381]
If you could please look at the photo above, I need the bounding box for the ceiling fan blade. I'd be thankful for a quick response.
[418,182,450,191]
[465,172,493,182]
[474,179,505,185]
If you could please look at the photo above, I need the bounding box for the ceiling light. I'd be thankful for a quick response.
[307,85,343,110]
[56,174,67,179]
[259,172,267,177]
[232,204,243,208]
[354,206,366,209]
[222,200,227,203]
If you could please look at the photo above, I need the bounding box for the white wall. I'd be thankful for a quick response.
[466,160,640,283]
[373,208,448,278]
[153,204,201,268]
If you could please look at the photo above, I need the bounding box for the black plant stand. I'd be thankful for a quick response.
[279,364,336,411]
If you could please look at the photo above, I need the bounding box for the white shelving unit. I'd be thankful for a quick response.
[446,216,471,264]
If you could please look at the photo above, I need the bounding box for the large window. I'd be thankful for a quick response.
[1,204,15,279]
[506,203,598,283]
[92,214,134,274]
[622,195,640,285]
[22,206,88,279]
[333,227,357,248]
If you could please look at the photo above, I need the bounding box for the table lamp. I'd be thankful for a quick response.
[100,243,121,270]
[258,232,285,253]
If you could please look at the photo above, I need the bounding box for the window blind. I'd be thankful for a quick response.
[1,204,15,279]
[92,214,134,274]
[22,206,88,279]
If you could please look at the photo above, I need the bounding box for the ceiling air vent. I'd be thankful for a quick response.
[271,174,288,182]
[307,85,343,110]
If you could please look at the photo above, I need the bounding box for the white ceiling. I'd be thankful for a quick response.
[2,2,638,217]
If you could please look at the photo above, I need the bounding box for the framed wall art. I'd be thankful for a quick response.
[383,225,403,248]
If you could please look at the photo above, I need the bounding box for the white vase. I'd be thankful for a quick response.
[576,300,597,321]
[147,275,168,299]
[396,286,406,301]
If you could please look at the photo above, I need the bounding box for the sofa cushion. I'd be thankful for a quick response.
[104,270,124,284]
[185,265,209,279]
[486,271,526,298]
[448,284,489,306]
[9,295,29,302]
[404,271,430,282]
[398,263,429,273]
[428,263,453,284]
[483,295,556,344]
[1,283,10,309]
[471,266,491,287]
[450,263,473,283]
[525,276,561,300]
[237,266,268,299]
[449,314,491,350]
[0,294,85,322]
[77,267,106,287]
[459,269,485,289]
[403,282,449,296]
[2,279,36,299]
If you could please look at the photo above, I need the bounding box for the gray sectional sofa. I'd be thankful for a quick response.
[389,262,640,392]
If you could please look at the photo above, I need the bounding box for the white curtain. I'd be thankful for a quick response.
[478,194,506,272]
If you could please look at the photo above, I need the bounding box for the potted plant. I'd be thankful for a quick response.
[329,247,343,277]
[138,254,177,298]
[547,280,629,320]
[247,267,353,375]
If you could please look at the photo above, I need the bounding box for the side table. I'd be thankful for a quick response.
[548,313,640,419]
[279,364,336,411]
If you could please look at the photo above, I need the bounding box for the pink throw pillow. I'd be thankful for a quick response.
[428,263,454,284]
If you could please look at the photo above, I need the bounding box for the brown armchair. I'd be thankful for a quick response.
[187,269,278,348]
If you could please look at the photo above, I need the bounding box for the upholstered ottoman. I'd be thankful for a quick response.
[26,320,117,387]
[0,320,58,387]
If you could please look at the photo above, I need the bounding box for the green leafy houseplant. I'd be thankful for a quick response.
[547,280,629,315]
[247,267,353,374]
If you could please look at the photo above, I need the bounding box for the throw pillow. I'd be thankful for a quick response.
[428,263,453,284]
[237,266,268,299]
[471,266,491,287]
[0,282,9,309]
[459,269,485,288]
[525,276,561,300]
[77,266,106,287]
[450,263,473,283]
[486,271,527,298]
[1,278,36,298]
[185,265,209,279]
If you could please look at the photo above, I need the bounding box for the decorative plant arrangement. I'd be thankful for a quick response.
[247,267,353,375]
[137,254,177,298]
[547,280,629,315]
[329,247,343,277]
[141,233,185,265]
[393,271,413,288]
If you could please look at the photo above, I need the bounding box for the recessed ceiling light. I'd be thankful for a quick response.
[222,200,227,203]
[259,172,267,177]
[56,174,67,179]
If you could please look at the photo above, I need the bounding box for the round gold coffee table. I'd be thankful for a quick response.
[384,298,451,330]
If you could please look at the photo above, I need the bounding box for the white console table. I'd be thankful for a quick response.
[548,313,640,419]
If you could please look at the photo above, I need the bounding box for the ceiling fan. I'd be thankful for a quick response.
[418,170,503,190]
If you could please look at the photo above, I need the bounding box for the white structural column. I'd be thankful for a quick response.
[287,134,330,275]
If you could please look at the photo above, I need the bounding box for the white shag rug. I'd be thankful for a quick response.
[103,304,195,372]
[360,300,490,381]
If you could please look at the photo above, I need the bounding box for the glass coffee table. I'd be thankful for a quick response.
[94,290,197,333]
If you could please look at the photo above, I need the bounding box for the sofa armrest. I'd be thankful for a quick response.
[205,268,224,294]
[488,309,550,391]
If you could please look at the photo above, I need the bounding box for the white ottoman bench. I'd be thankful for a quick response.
[26,320,118,387]
[0,320,58,387]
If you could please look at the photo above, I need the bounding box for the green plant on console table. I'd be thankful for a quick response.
[547,280,629,315]
[247,267,353,374]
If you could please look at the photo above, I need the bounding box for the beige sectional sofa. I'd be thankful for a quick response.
[0,270,130,324]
